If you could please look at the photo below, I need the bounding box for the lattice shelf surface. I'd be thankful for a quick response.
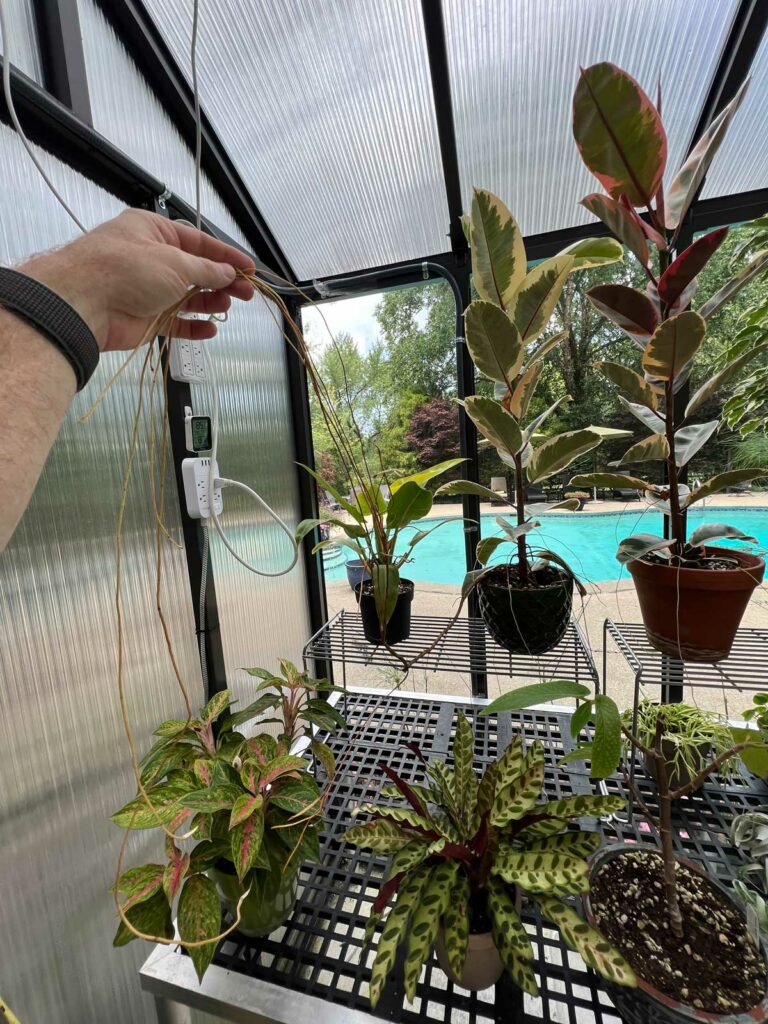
[304,611,598,686]
[153,690,768,1024]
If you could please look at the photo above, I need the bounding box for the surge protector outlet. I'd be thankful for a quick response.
[169,339,208,383]
[181,458,223,519]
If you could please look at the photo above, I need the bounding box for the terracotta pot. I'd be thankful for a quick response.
[642,737,712,793]
[354,577,414,645]
[434,928,504,991]
[476,565,573,655]
[583,843,768,1024]
[628,546,764,662]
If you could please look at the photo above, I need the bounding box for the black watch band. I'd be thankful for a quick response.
[0,267,100,391]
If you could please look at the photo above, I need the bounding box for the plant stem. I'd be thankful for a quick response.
[665,379,686,556]
[652,715,684,938]
[514,453,528,582]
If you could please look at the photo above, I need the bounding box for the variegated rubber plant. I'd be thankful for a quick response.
[453,188,623,595]
[566,62,768,563]
[111,661,345,981]
[344,712,635,1005]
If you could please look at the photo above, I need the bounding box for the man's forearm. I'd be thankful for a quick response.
[0,306,77,551]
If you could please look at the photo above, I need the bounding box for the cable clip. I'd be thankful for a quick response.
[157,188,172,210]
[421,261,429,280]
[313,278,333,299]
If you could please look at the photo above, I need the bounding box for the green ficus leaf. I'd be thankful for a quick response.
[685,469,768,506]
[465,300,523,383]
[511,255,574,343]
[386,481,432,530]
[580,192,649,267]
[688,522,757,547]
[177,874,222,983]
[596,361,658,411]
[469,188,527,310]
[527,429,602,484]
[557,236,624,270]
[616,533,675,565]
[537,895,636,989]
[618,432,669,465]
[403,862,458,1001]
[463,395,523,457]
[642,311,706,380]
[483,680,590,716]
[570,699,594,738]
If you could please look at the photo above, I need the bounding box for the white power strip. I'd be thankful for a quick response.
[181,457,223,518]
[169,339,208,383]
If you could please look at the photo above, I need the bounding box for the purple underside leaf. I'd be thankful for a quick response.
[378,761,428,817]
[587,284,659,338]
[657,227,729,307]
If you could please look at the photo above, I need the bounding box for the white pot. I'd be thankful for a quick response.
[434,927,504,990]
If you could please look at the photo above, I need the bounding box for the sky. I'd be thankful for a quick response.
[301,292,384,354]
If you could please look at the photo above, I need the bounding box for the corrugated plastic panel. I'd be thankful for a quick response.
[444,0,738,236]
[0,0,41,81]
[143,0,450,280]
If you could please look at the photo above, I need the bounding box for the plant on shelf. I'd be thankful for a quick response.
[731,810,768,932]
[565,62,767,662]
[456,187,624,654]
[111,661,345,981]
[344,711,634,1004]
[296,457,468,645]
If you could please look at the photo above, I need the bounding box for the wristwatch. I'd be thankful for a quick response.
[0,266,100,390]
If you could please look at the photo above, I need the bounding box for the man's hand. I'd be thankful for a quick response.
[18,209,257,351]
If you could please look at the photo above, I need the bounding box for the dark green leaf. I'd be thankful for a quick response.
[113,889,173,948]
[178,874,222,982]
[386,481,432,530]
[482,681,590,716]
[591,695,622,780]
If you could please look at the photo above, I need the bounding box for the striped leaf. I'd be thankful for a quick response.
[270,779,319,817]
[452,712,478,831]
[229,792,263,830]
[368,867,433,1009]
[258,755,307,788]
[380,781,437,808]
[112,775,198,830]
[182,784,242,814]
[535,794,626,822]
[353,802,436,834]
[492,742,545,826]
[516,818,568,840]
[487,877,533,960]
[524,831,601,859]
[364,910,383,948]
[245,734,278,765]
[113,889,173,948]
[495,737,524,792]
[162,852,190,905]
[426,760,463,830]
[344,819,417,853]
[404,862,458,1001]
[537,895,636,988]
[201,689,233,724]
[475,761,499,825]
[493,850,589,893]
[178,874,222,983]
[497,944,539,996]
[384,840,435,882]
[230,807,265,881]
[441,873,470,979]
[240,760,260,794]
[115,863,164,912]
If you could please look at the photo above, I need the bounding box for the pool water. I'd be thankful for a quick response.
[323,506,768,586]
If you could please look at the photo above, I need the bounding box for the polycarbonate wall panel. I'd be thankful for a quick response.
[0,125,203,1023]
[445,0,738,236]
[77,0,249,249]
[701,28,768,200]
[144,0,450,280]
[0,0,42,81]
[196,297,311,712]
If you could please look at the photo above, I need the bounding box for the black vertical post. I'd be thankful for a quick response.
[32,0,93,124]
[284,297,332,683]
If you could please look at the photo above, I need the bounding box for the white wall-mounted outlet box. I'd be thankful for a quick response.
[181,458,223,519]
[169,339,208,383]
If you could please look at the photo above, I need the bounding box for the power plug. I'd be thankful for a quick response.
[169,339,208,383]
[181,457,223,519]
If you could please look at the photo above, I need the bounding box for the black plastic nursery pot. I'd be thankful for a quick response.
[476,564,573,655]
[628,546,765,663]
[583,844,768,1024]
[354,577,414,645]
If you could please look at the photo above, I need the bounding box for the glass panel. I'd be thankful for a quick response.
[77,0,249,248]
[143,0,450,280]
[445,0,738,236]
[701,28,768,199]
[0,0,42,81]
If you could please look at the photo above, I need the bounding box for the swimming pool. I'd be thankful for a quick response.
[323,506,768,585]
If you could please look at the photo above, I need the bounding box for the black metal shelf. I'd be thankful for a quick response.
[303,611,598,687]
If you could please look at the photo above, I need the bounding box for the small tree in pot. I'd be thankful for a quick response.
[567,62,768,662]
[344,712,635,1005]
[455,188,625,653]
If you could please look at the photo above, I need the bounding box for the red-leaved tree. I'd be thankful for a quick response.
[405,398,460,469]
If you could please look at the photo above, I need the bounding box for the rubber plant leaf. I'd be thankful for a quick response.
[465,300,524,382]
[618,433,669,465]
[580,192,649,266]
[532,550,587,595]
[527,329,568,366]
[665,77,750,230]
[673,421,719,467]
[481,681,590,716]
[435,479,503,501]
[616,533,675,565]
[557,235,624,269]
[495,515,540,542]
[573,62,667,207]
[537,895,636,988]
[511,255,574,342]
[685,469,768,506]
[688,522,757,547]
[617,396,666,434]
[657,227,729,307]
[177,874,222,982]
[461,568,488,600]
[372,563,400,627]
[390,458,466,493]
[686,342,768,419]
[698,251,768,321]
[642,311,706,380]
[525,498,580,513]
[596,361,658,410]
[469,188,526,310]
[507,362,543,419]
[476,535,505,566]
[463,396,523,456]
[523,395,569,443]
[386,481,432,530]
[587,284,659,340]
[527,429,602,484]
[570,472,651,492]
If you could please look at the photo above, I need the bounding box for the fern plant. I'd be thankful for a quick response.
[343,712,635,1005]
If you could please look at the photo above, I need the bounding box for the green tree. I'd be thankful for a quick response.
[375,283,456,397]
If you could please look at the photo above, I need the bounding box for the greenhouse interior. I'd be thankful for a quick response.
[2,1,768,1022]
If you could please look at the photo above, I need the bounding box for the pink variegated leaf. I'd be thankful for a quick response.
[230,807,266,881]
[193,759,213,787]
[618,195,667,251]
[258,755,307,789]
[163,852,190,905]
[245,734,278,766]
[115,863,165,912]
[240,759,260,794]
[581,193,648,266]
[229,792,264,830]
[657,227,729,307]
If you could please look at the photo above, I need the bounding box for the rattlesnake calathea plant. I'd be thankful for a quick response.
[343,713,635,1005]
[111,662,345,981]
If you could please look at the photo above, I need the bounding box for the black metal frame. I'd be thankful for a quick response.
[2,0,767,700]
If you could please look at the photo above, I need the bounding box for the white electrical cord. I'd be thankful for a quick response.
[0,0,86,234]
[199,524,210,691]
